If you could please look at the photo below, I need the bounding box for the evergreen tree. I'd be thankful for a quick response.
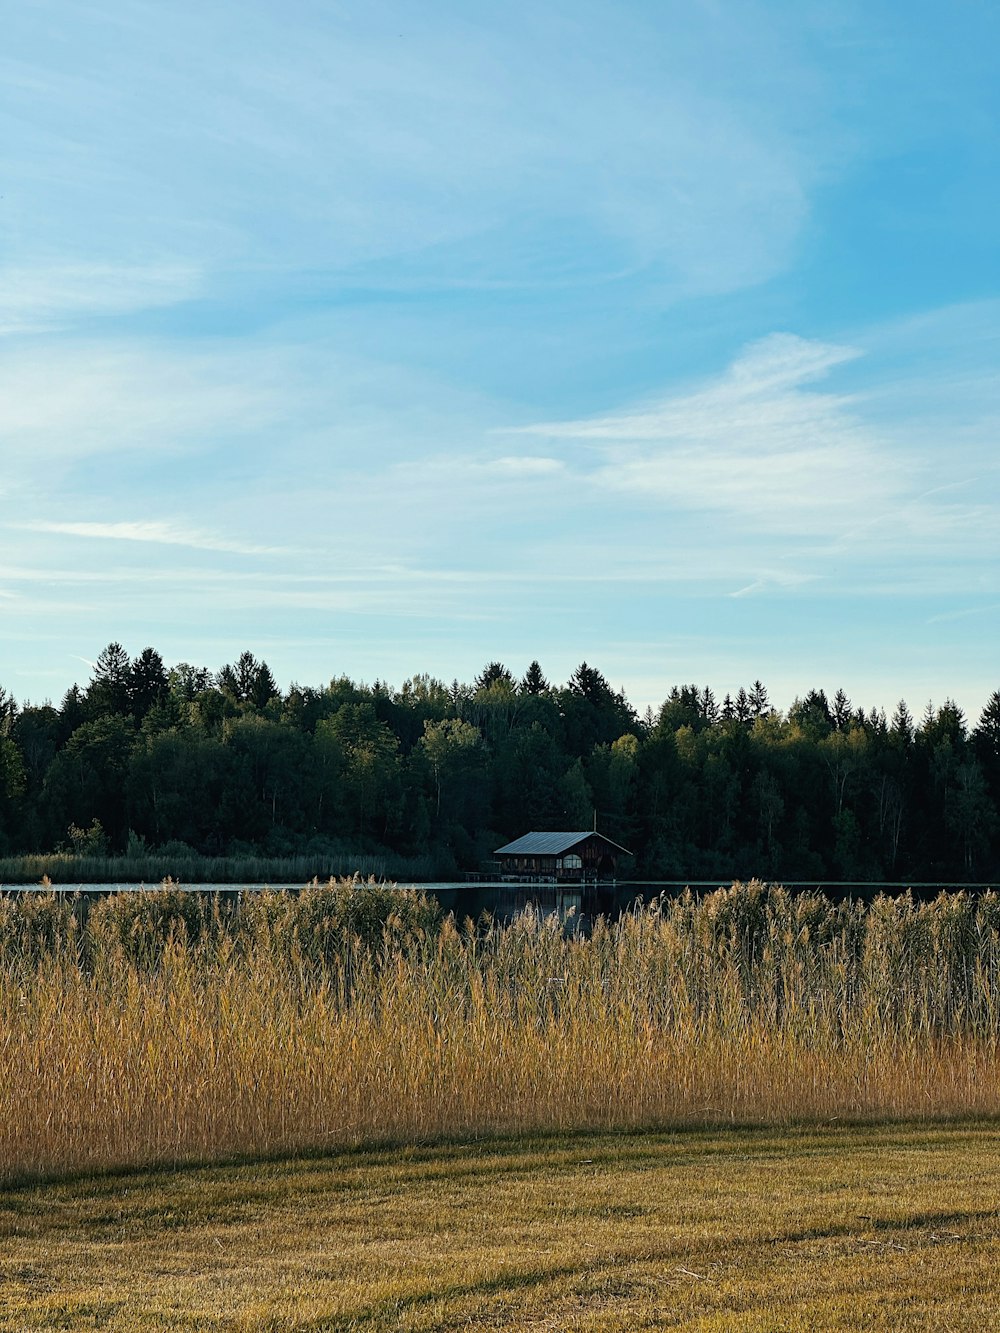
[789,690,833,740]
[975,691,1000,755]
[656,686,702,734]
[216,664,240,699]
[921,699,967,749]
[128,648,168,720]
[234,652,261,703]
[520,661,549,695]
[474,662,515,692]
[249,661,279,711]
[890,700,914,745]
[832,689,853,731]
[58,686,86,743]
[88,642,131,716]
[749,680,769,719]
[0,686,17,737]
[562,663,637,756]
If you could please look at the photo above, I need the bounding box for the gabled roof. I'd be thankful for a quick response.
[494,831,631,857]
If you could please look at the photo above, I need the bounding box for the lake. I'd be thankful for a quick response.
[2,879,994,923]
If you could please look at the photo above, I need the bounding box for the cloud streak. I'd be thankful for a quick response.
[17,521,282,556]
[3,2,815,300]
[514,332,985,551]
[0,263,201,335]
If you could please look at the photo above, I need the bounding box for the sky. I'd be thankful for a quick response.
[2,0,999,721]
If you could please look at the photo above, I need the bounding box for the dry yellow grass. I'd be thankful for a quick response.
[3,1123,1000,1330]
[2,880,1000,1182]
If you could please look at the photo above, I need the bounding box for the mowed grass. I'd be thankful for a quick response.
[3,1123,1000,1331]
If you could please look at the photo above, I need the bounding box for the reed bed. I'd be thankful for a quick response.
[0,847,444,886]
[2,879,1000,1184]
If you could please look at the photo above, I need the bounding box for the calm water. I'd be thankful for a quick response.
[3,879,994,920]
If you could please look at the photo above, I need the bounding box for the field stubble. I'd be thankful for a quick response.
[3,1124,1000,1330]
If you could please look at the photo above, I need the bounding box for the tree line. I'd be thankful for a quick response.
[0,643,998,880]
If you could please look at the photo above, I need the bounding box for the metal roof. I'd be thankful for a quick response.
[494,831,631,857]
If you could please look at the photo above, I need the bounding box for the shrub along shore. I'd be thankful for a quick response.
[3,878,1000,1184]
[0,848,445,886]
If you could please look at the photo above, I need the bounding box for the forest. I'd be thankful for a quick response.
[0,642,998,881]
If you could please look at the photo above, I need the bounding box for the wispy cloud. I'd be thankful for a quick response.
[0,340,281,465]
[926,602,1000,626]
[481,456,565,477]
[518,335,862,443]
[496,325,1000,612]
[517,333,895,533]
[728,570,821,599]
[0,263,200,335]
[2,2,815,300]
[17,520,282,556]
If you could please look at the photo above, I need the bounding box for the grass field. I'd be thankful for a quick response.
[3,1123,1000,1330]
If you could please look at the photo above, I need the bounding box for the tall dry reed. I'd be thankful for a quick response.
[2,880,1000,1183]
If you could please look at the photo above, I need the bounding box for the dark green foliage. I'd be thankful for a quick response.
[87,642,132,717]
[0,686,16,736]
[474,661,516,692]
[127,647,168,720]
[0,652,998,879]
[521,660,549,695]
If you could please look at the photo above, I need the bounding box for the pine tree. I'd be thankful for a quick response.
[749,680,769,719]
[890,700,914,745]
[699,686,719,726]
[974,691,1000,760]
[128,648,168,719]
[58,685,86,741]
[250,661,278,710]
[832,688,852,731]
[90,642,131,715]
[217,664,239,699]
[521,661,549,695]
[474,662,515,692]
[234,652,261,703]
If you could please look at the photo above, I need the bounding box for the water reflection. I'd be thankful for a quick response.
[2,878,995,922]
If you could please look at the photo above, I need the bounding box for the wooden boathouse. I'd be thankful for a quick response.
[494,831,630,882]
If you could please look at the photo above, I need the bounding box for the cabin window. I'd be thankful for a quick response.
[564,853,583,870]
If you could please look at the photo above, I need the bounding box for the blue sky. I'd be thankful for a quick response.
[2,0,999,720]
